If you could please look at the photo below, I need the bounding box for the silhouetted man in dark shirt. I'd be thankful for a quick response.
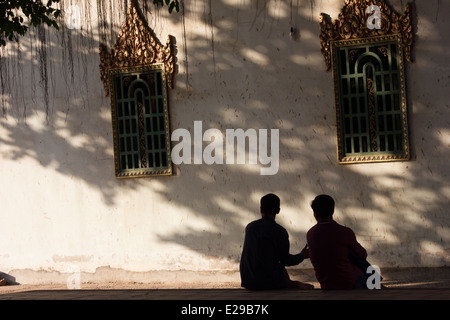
[240,193,313,290]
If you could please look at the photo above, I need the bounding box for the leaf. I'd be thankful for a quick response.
[168,2,175,13]
[0,0,61,46]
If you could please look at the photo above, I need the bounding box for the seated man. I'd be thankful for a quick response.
[307,194,377,289]
[240,193,313,290]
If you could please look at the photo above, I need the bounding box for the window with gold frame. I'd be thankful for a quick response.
[331,35,410,163]
[319,0,414,164]
[98,1,176,177]
[109,64,172,178]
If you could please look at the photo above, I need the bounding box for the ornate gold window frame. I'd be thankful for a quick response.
[320,0,414,164]
[98,1,175,177]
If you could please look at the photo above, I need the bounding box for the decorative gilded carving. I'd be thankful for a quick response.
[99,0,175,96]
[137,101,147,168]
[367,78,377,152]
[320,0,413,71]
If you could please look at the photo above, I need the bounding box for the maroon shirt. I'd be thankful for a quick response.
[307,220,367,289]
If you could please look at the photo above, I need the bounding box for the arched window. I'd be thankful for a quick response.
[99,2,175,177]
[332,36,410,163]
[320,0,414,164]
[109,65,172,177]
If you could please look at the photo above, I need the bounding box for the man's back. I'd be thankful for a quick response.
[240,217,301,290]
[307,220,367,289]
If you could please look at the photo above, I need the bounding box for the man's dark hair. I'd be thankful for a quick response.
[260,193,280,215]
[311,194,335,218]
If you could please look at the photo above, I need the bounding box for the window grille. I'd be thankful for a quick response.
[109,64,172,177]
[331,35,410,163]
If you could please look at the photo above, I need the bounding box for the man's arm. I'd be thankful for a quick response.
[347,228,367,259]
[278,229,306,266]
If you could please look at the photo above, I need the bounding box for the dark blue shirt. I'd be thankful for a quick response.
[239,216,304,290]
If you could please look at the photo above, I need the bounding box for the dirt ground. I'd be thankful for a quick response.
[0,281,243,294]
[1,267,449,298]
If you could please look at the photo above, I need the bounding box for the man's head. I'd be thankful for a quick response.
[311,194,335,220]
[260,193,280,216]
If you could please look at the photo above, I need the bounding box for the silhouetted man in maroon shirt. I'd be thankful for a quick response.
[307,194,373,289]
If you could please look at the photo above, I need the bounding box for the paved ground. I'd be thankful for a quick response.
[0,276,448,318]
[1,278,449,300]
[1,267,449,301]
[1,286,450,300]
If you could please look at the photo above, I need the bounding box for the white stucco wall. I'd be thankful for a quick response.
[0,0,449,285]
